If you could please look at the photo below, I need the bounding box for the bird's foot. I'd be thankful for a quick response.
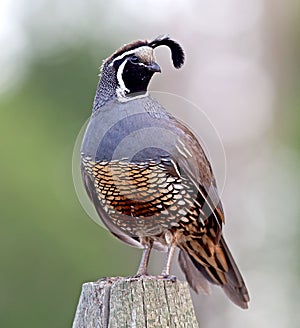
[157,274,177,282]
[133,272,150,279]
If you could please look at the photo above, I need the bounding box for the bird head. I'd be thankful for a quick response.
[99,35,185,100]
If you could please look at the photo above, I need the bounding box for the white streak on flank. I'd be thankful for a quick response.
[178,138,193,157]
[178,138,185,147]
[184,148,193,157]
[198,214,205,226]
[194,199,202,208]
[171,159,181,177]
[176,144,188,159]
[109,46,152,66]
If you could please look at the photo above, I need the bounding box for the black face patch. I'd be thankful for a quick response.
[112,57,129,71]
[121,60,155,95]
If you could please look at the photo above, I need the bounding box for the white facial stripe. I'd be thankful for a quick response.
[109,46,151,66]
[116,58,129,95]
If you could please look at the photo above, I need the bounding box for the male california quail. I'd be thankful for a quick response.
[81,35,250,309]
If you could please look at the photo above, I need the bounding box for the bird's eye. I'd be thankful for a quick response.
[130,56,139,64]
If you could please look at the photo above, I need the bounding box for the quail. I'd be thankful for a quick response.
[81,35,250,309]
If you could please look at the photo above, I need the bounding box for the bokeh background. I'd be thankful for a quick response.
[1,0,299,327]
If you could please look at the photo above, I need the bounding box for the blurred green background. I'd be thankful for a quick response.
[0,1,299,327]
[0,39,140,326]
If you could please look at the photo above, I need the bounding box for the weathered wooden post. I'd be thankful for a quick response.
[72,276,198,328]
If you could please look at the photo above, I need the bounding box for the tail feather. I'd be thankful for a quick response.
[179,235,250,309]
[219,237,250,309]
[178,249,211,295]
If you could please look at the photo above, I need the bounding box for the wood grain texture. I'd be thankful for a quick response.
[72,276,198,328]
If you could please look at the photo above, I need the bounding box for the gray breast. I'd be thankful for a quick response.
[81,96,179,164]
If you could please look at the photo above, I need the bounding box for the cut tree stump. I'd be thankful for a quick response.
[72,276,198,328]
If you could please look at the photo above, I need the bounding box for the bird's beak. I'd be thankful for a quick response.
[147,62,161,73]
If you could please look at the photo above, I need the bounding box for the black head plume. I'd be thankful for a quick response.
[148,35,185,69]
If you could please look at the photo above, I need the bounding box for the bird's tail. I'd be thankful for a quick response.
[178,235,250,309]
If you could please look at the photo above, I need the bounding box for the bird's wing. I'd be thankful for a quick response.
[167,117,249,308]
[166,116,225,240]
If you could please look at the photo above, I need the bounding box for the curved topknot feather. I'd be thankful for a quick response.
[148,35,185,69]
[103,35,184,69]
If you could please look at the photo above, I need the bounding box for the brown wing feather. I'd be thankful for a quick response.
[168,117,249,309]
[169,116,225,238]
